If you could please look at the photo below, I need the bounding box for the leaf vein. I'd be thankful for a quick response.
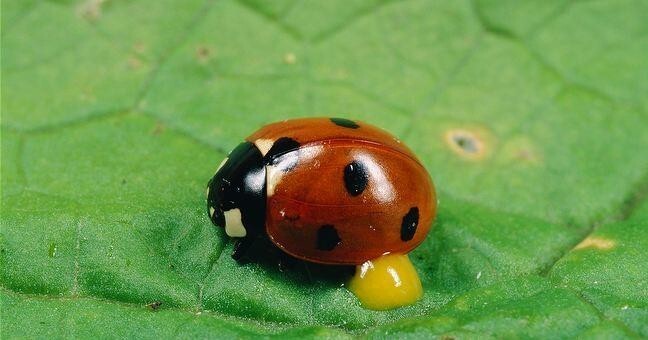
[541,170,648,276]
[15,135,29,188]
[235,0,303,41]
[131,0,218,111]
[72,220,82,296]
[523,0,573,38]
[1,1,40,37]
[567,287,643,338]
[311,0,401,44]
[138,110,230,155]
[196,238,230,313]
[400,33,485,141]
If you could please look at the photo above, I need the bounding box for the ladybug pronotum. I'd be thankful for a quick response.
[206,118,437,310]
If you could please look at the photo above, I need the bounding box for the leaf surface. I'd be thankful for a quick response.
[2,0,647,338]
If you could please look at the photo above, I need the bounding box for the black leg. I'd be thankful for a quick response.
[277,249,298,272]
[231,237,255,263]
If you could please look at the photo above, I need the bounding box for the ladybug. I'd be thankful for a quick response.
[206,118,436,265]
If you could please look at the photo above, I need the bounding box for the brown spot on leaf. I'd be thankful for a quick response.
[79,88,96,102]
[127,56,144,70]
[444,129,487,160]
[76,0,107,22]
[133,42,147,55]
[515,148,535,161]
[574,236,615,250]
[502,136,542,165]
[195,45,214,64]
[146,301,162,311]
[283,52,297,64]
[151,122,166,135]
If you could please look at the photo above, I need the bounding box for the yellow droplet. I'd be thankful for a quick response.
[347,253,422,310]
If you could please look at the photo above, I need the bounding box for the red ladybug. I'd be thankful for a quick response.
[206,118,436,265]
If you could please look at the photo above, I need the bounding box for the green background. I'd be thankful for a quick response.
[2,0,647,338]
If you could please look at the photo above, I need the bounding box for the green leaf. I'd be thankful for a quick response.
[549,201,648,337]
[2,0,647,338]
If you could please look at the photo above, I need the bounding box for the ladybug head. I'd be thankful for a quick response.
[206,142,266,238]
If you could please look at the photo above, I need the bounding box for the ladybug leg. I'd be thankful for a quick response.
[301,261,314,283]
[277,249,298,272]
[231,237,255,263]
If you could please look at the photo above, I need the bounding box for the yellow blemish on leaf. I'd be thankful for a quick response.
[452,296,469,311]
[515,149,535,162]
[444,129,488,160]
[127,56,144,70]
[76,0,107,22]
[502,136,543,165]
[133,42,147,55]
[333,69,349,80]
[283,52,297,64]
[574,236,616,250]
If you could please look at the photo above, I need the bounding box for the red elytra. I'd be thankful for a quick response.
[207,118,436,265]
[207,118,437,265]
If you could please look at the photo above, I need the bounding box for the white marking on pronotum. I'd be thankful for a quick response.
[205,186,210,198]
[224,208,246,237]
[215,157,228,173]
[254,138,274,156]
[209,207,215,218]
[265,164,284,197]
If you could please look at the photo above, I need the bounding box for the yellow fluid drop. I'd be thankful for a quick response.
[347,253,423,310]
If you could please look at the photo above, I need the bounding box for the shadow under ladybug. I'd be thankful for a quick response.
[228,234,356,287]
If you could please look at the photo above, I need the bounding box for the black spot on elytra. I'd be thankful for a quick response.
[264,137,300,172]
[265,137,300,163]
[401,207,419,241]
[330,118,359,129]
[344,161,368,196]
[317,225,341,251]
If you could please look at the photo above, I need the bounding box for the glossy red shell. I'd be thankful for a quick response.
[246,118,437,265]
